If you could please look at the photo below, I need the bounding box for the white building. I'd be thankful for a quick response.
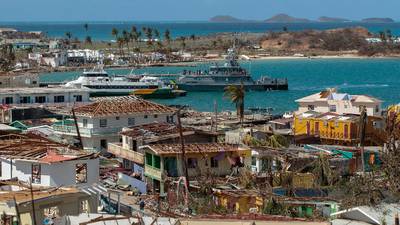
[53,96,176,152]
[41,51,68,68]
[0,133,99,187]
[68,49,104,62]
[0,87,90,106]
[29,51,68,68]
[295,89,382,117]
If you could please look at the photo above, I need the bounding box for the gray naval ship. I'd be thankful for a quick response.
[176,47,288,91]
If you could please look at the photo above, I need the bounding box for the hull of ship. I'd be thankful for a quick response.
[88,88,177,99]
[133,88,176,99]
[177,83,288,91]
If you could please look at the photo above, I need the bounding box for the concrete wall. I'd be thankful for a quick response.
[0,74,39,88]
[298,100,381,116]
[73,113,175,151]
[0,157,99,187]
[0,90,90,105]
[0,192,97,225]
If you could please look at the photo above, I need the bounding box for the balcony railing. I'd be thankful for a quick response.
[144,165,162,180]
[53,125,122,137]
[108,143,144,164]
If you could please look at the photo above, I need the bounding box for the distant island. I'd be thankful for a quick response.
[318,16,351,22]
[265,14,310,23]
[361,18,395,23]
[209,15,244,23]
[209,14,397,23]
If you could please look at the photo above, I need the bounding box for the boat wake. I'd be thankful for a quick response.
[293,83,389,91]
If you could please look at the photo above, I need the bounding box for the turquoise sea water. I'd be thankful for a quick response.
[40,58,400,113]
[2,22,400,40]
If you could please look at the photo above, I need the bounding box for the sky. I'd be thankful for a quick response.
[0,0,399,22]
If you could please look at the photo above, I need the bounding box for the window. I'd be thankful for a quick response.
[154,155,161,169]
[100,139,107,149]
[82,119,88,128]
[32,164,41,184]
[4,97,13,104]
[128,118,135,126]
[251,156,257,166]
[35,96,46,103]
[54,95,65,103]
[74,95,82,102]
[329,105,337,112]
[187,158,198,168]
[20,96,31,104]
[116,116,120,120]
[99,119,107,127]
[146,153,153,166]
[144,115,148,119]
[375,105,380,113]
[154,114,158,118]
[166,115,174,123]
[307,105,315,111]
[211,157,219,168]
[80,200,89,213]
[44,206,60,219]
[75,163,87,184]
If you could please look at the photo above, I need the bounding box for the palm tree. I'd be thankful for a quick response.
[85,36,92,45]
[65,32,72,49]
[117,37,125,57]
[84,23,89,33]
[130,26,138,46]
[65,32,72,40]
[122,30,131,56]
[156,41,163,52]
[144,27,153,49]
[111,28,119,40]
[164,29,171,45]
[190,34,196,49]
[224,84,245,124]
[154,29,160,41]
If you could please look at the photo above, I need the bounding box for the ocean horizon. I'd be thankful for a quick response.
[1,21,400,41]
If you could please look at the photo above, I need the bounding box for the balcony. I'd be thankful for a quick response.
[144,165,162,180]
[108,143,144,164]
[53,125,122,137]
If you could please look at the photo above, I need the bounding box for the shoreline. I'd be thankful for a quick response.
[34,54,400,75]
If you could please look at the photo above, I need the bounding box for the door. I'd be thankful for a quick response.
[315,122,320,135]
[306,121,311,135]
[344,124,349,139]
[164,157,178,177]
[100,139,107,150]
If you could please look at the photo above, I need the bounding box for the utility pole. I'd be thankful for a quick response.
[176,109,190,190]
[29,178,37,225]
[13,196,21,225]
[214,100,218,133]
[72,108,83,150]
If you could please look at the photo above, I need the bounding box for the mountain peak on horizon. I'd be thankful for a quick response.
[265,14,310,23]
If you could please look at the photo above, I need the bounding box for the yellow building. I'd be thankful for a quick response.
[213,189,263,214]
[294,111,385,145]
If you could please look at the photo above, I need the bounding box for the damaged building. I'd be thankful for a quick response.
[0,133,99,187]
[142,143,251,194]
[53,96,176,152]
